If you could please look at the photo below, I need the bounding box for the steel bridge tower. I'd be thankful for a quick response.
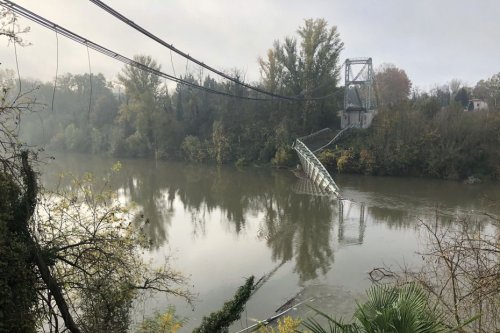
[340,57,377,129]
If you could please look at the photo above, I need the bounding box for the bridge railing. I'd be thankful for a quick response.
[312,124,356,154]
[293,138,341,198]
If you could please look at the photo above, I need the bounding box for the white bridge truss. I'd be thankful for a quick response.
[292,138,341,198]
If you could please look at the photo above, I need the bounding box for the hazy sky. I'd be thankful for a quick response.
[1,0,499,91]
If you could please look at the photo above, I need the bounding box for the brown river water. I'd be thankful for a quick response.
[42,153,500,332]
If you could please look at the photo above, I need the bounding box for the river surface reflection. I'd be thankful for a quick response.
[42,154,500,332]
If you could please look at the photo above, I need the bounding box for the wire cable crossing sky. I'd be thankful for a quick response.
[0,0,293,101]
[1,0,349,102]
[88,0,303,101]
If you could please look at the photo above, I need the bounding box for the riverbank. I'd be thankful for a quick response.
[316,107,500,182]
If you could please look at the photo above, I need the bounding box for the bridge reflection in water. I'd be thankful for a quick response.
[292,177,366,247]
[338,199,366,246]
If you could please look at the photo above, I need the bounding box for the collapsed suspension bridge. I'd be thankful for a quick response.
[293,57,377,199]
[1,0,377,199]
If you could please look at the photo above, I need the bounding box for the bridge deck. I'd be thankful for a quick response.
[293,139,341,198]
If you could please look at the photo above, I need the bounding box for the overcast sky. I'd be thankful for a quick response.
[1,0,499,92]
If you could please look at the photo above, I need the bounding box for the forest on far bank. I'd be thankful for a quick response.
[3,18,500,181]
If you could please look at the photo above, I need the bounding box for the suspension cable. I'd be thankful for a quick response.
[0,0,288,101]
[1,0,345,102]
[89,0,311,101]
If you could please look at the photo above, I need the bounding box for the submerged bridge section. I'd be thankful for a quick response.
[292,138,341,197]
[292,126,353,198]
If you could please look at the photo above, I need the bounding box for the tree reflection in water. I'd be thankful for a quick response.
[258,192,336,282]
[43,157,352,282]
[42,155,500,293]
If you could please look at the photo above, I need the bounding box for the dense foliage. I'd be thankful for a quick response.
[319,100,500,180]
[8,17,499,181]
[13,18,344,167]
[375,63,412,107]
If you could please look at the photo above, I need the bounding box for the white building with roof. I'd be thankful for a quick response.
[466,99,488,112]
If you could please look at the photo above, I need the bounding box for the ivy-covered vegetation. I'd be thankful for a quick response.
[0,171,38,333]
[193,276,254,333]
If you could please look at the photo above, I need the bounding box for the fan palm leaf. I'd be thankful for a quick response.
[300,283,447,333]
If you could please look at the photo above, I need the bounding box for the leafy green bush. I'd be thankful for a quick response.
[317,149,337,169]
[181,135,208,163]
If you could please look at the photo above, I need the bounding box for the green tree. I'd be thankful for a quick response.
[116,55,162,157]
[259,18,344,132]
[33,169,194,333]
[181,135,208,163]
[297,18,343,129]
[212,120,230,164]
[137,307,185,333]
[258,44,285,93]
[152,85,185,159]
